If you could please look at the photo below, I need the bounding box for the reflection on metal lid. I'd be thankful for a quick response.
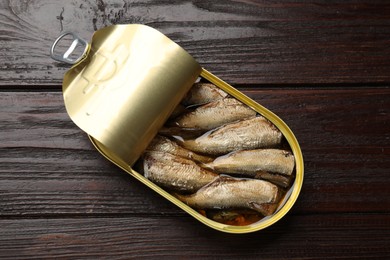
[61,24,201,166]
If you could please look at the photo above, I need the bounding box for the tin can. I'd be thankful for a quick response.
[51,24,304,233]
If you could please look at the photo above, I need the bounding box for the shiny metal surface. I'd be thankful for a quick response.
[89,69,304,234]
[55,24,303,233]
[50,32,89,65]
[61,24,201,166]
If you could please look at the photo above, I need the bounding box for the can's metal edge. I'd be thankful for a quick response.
[88,68,304,234]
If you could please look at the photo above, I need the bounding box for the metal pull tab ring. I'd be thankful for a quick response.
[50,32,89,65]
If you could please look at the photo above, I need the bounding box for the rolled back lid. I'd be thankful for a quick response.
[60,24,201,166]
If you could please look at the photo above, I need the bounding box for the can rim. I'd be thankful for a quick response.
[199,69,304,233]
[89,68,304,234]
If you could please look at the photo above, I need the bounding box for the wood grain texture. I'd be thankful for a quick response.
[1,0,390,258]
[1,90,389,218]
[0,215,389,259]
[1,0,390,85]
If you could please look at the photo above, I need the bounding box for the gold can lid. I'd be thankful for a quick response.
[52,24,201,166]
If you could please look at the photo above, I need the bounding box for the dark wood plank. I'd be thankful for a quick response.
[0,214,389,259]
[1,0,390,85]
[1,89,389,217]
[246,88,390,214]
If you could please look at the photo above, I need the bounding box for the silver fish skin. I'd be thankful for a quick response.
[146,135,213,163]
[176,176,279,215]
[208,149,295,176]
[182,83,228,106]
[254,171,292,188]
[158,126,205,140]
[181,116,282,155]
[174,98,256,130]
[143,152,218,193]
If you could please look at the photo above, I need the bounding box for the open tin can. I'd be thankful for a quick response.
[51,24,303,233]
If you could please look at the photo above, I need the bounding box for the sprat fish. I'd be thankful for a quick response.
[143,152,218,193]
[208,149,295,176]
[147,135,212,163]
[182,82,228,106]
[175,176,279,216]
[253,171,292,188]
[206,209,263,226]
[181,116,282,155]
[174,98,256,130]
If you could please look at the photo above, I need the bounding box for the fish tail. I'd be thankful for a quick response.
[188,152,213,164]
[181,139,202,153]
[198,162,214,171]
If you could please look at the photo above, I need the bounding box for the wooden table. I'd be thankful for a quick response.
[1,1,389,258]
